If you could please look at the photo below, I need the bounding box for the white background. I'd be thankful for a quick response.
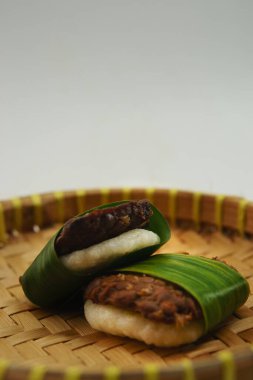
[1,1,253,200]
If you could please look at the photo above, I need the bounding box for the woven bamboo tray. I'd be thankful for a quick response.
[0,188,253,380]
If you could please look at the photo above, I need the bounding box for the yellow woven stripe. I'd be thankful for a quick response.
[31,194,43,226]
[0,359,9,380]
[27,365,46,380]
[169,189,178,225]
[76,189,86,214]
[101,188,110,205]
[0,203,7,242]
[145,188,155,203]
[54,191,65,223]
[144,363,159,380]
[11,197,22,231]
[215,195,225,230]
[181,359,196,380]
[218,351,236,380]
[122,187,131,200]
[192,192,201,230]
[237,198,247,236]
[64,367,81,380]
[104,366,120,380]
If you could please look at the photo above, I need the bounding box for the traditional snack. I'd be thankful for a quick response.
[57,200,160,271]
[20,200,170,308]
[56,200,153,256]
[84,253,250,347]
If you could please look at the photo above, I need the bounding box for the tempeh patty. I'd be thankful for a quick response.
[85,273,203,326]
[56,200,152,256]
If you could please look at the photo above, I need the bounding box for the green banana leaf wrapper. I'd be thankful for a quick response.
[116,253,250,332]
[20,201,170,309]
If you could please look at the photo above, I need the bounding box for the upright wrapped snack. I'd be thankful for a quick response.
[84,253,250,347]
[20,200,170,308]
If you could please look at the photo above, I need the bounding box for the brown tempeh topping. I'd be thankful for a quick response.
[85,273,203,326]
[56,200,153,256]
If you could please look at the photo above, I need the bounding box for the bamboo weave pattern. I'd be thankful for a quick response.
[0,188,252,380]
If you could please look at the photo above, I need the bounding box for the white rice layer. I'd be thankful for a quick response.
[84,300,204,347]
[61,228,160,271]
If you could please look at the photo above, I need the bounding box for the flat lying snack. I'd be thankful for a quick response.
[84,254,249,347]
[85,273,204,346]
[20,200,170,308]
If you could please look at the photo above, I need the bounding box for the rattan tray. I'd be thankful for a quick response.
[0,188,253,380]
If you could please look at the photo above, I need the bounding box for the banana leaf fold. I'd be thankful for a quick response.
[116,253,250,332]
[20,201,170,308]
